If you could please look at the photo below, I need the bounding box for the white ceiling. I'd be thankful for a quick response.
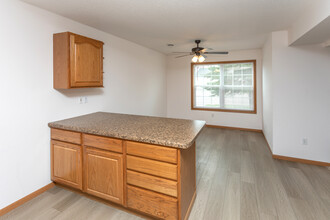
[22,0,313,54]
[292,16,330,46]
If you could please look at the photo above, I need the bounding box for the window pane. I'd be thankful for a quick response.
[224,87,253,110]
[224,65,232,86]
[194,86,220,108]
[233,64,242,86]
[243,74,252,86]
[194,65,220,77]
[242,64,253,86]
[194,65,220,87]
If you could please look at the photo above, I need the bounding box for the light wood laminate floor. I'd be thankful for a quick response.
[1,127,329,220]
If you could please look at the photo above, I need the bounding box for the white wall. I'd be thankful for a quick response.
[262,35,273,150]
[167,49,263,130]
[0,0,167,209]
[263,30,330,163]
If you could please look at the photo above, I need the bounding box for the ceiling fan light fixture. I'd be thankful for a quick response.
[175,40,228,61]
[192,55,199,62]
[198,55,205,62]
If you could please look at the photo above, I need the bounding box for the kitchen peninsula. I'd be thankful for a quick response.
[48,112,205,220]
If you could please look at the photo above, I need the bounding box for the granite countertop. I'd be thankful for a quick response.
[48,112,206,149]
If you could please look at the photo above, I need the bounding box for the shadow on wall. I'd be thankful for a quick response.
[56,88,104,98]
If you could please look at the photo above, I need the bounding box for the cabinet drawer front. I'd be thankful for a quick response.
[126,141,177,164]
[127,156,177,180]
[127,170,177,197]
[51,140,82,190]
[127,185,178,220]
[51,128,81,145]
[84,147,123,204]
[83,134,122,153]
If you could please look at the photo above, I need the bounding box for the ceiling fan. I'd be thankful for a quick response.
[173,40,228,63]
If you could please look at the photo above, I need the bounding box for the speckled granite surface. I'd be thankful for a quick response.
[48,112,206,149]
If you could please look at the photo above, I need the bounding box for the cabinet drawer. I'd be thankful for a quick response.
[127,185,178,220]
[127,170,177,197]
[51,128,81,145]
[127,155,177,180]
[126,141,177,164]
[83,134,122,153]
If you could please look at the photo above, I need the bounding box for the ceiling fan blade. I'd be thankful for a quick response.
[176,54,192,58]
[172,52,195,55]
[204,52,229,54]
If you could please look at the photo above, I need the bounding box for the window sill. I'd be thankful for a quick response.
[191,107,256,114]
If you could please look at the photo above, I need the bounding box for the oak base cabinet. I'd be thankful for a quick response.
[50,128,196,220]
[51,140,82,190]
[84,147,124,204]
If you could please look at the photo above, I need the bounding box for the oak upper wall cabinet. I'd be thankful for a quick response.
[53,32,104,89]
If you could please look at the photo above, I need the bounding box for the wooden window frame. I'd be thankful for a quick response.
[191,60,257,114]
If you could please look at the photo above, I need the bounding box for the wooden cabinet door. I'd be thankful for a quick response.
[84,147,124,204]
[70,34,103,88]
[51,140,82,190]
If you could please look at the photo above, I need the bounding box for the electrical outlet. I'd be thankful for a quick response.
[78,97,87,104]
[78,97,84,104]
[302,138,308,145]
[211,113,214,118]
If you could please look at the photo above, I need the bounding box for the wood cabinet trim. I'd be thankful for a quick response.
[177,149,182,220]
[69,34,76,87]
[53,32,70,89]
[178,143,196,220]
[67,32,104,45]
[123,141,128,207]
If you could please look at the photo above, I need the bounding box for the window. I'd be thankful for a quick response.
[191,60,256,113]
